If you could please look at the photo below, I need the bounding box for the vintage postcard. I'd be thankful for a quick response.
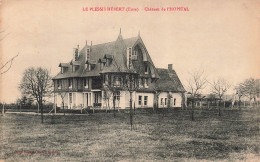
[0,0,260,161]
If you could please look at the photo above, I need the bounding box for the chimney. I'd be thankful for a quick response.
[168,64,173,71]
[86,40,88,46]
[91,41,92,46]
[77,45,79,49]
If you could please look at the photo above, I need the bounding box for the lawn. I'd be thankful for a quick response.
[0,108,260,161]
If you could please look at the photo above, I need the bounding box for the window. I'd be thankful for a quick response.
[132,50,137,60]
[144,96,148,106]
[113,91,120,100]
[68,79,72,88]
[69,93,73,104]
[144,65,148,74]
[84,78,89,88]
[165,98,167,106]
[139,78,144,88]
[144,78,148,88]
[57,80,61,89]
[174,98,176,106]
[94,93,99,103]
[138,96,142,105]
[114,76,121,87]
[160,98,163,105]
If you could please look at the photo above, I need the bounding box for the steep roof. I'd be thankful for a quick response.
[156,68,186,92]
[53,34,158,79]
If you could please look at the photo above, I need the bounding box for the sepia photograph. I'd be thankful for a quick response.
[0,0,260,161]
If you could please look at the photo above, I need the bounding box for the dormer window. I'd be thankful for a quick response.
[144,78,148,88]
[132,50,137,60]
[144,65,148,74]
[86,60,97,71]
[104,54,113,67]
[59,63,69,74]
[139,78,143,88]
[98,58,106,70]
[68,79,73,89]
[70,61,80,72]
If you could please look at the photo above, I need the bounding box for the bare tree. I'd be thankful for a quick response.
[19,67,52,123]
[0,29,19,75]
[0,53,19,75]
[236,78,259,107]
[187,69,207,121]
[209,78,231,116]
[102,82,118,117]
[123,73,138,130]
[234,84,245,108]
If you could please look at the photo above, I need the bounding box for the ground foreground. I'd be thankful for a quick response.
[0,108,260,161]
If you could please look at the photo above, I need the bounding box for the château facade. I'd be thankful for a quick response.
[53,31,186,110]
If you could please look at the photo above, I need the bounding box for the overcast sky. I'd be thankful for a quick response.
[1,0,260,103]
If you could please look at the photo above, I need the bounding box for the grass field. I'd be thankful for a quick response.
[0,108,260,161]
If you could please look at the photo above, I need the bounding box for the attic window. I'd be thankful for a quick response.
[144,65,148,74]
[144,78,148,88]
[61,67,64,74]
[132,50,137,60]
[104,54,113,66]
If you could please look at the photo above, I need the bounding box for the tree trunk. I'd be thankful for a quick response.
[218,100,221,117]
[37,102,39,113]
[113,96,116,118]
[191,99,194,121]
[63,102,65,116]
[130,91,133,130]
[40,101,43,124]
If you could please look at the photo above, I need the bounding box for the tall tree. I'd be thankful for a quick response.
[237,78,259,107]
[187,69,207,121]
[234,84,245,108]
[19,67,52,123]
[210,78,231,116]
